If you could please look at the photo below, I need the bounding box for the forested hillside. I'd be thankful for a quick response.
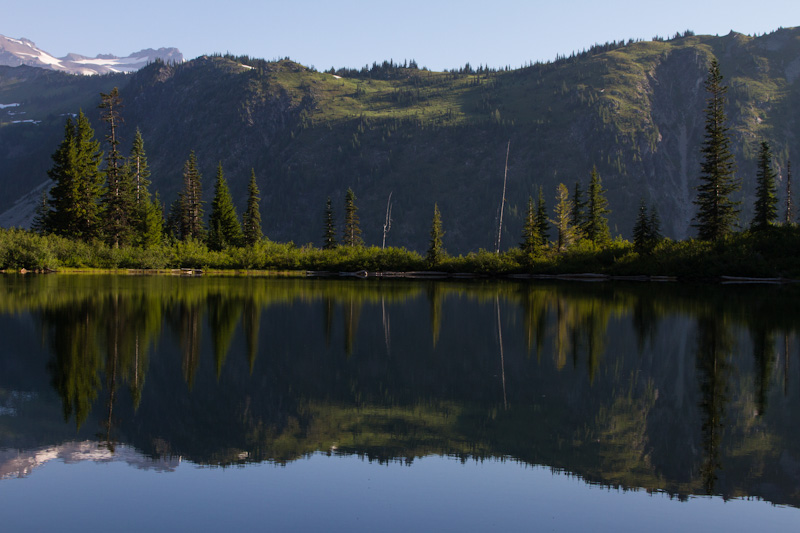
[2,28,799,253]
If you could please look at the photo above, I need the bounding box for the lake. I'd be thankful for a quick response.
[1,274,799,531]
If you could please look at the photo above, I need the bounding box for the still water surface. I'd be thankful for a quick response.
[0,275,799,531]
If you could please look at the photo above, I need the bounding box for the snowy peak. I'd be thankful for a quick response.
[0,441,181,480]
[0,34,182,75]
[0,35,64,70]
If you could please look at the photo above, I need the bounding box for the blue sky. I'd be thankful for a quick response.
[5,0,800,71]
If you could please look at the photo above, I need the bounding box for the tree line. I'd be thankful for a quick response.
[35,88,263,252]
[321,58,787,269]
[691,59,788,240]
[22,57,795,274]
[518,58,787,256]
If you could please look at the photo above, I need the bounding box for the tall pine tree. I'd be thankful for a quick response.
[648,205,663,246]
[633,200,650,253]
[633,200,663,253]
[137,192,164,248]
[323,196,337,249]
[242,169,263,246]
[426,203,445,267]
[164,198,182,241]
[208,162,243,250]
[45,111,104,241]
[100,87,135,247]
[571,182,586,240]
[786,160,794,225]
[535,185,550,247]
[520,196,539,255]
[72,112,105,241]
[130,128,151,205]
[124,131,161,247]
[582,166,611,245]
[552,183,575,252]
[342,188,363,246]
[179,151,204,241]
[693,59,739,240]
[43,117,76,235]
[751,141,777,230]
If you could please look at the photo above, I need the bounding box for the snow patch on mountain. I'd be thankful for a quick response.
[0,441,181,479]
[0,34,183,75]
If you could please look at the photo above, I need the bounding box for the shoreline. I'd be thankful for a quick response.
[2,268,798,285]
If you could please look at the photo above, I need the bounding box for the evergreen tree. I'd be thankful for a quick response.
[520,196,539,255]
[129,128,151,205]
[571,182,586,239]
[164,198,182,241]
[72,112,105,241]
[786,160,794,225]
[535,186,550,247]
[322,196,337,250]
[582,166,611,244]
[44,117,76,235]
[123,131,159,247]
[693,59,739,240]
[633,200,663,253]
[102,160,136,248]
[552,183,575,252]
[342,188,363,246]
[648,205,663,246]
[752,141,777,230]
[99,87,135,248]
[31,189,50,235]
[426,203,445,267]
[632,199,650,253]
[207,162,243,250]
[179,151,204,241]
[99,88,123,183]
[136,192,164,248]
[45,111,104,241]
[242,169,263,246]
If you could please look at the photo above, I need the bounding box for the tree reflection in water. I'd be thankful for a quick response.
[0,275,798,506]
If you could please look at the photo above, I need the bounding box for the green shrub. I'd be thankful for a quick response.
[0,229,55,269]
[3,225,800,278]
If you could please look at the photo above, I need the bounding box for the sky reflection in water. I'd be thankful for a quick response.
[1,453,798,532]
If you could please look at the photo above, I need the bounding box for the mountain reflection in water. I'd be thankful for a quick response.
[1,274,799,507]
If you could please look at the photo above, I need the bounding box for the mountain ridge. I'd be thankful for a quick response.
[0,34,182,75]
[1,28,799,253]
